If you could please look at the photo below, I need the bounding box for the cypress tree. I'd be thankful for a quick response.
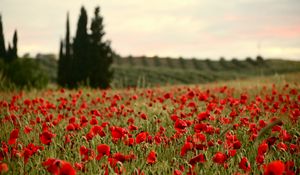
[0,15,6,59]
[12,30,18,59]
[58,40,66,86]
[73,6,89,87]
[64,13,72,86]
[65,13,71,59]
[89,6,113,88]
[6,43,12,62]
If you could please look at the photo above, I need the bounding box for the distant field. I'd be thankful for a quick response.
[37,56,300,88]
[111,58,300,88]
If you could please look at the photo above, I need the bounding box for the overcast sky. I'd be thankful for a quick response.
[1,0,300,60]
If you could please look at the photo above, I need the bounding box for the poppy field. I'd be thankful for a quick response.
[0,74,299,175]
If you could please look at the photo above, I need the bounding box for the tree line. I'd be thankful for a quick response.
[58,6,113,89]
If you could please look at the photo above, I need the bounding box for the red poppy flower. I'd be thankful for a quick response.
[124,137,135,146]
[110,126,127,141]
[8,128,19,145]
[74,162,85,172]
[180,142,193,156]
[90,118,98,125]
[96,144,110,160]
[136,132,148,144]
[258,142,268,155]
[256,154,265,164]
[147,150,157,164]
[212,152,227,164]
[79,146,95,161]
[23,143,42,164]
[66,124,76,131]
[24,126,33,134]
[173,169,182,175]
[91,125,106,137]
[174,119,187,133]
[59,161,77,175]
[189,154,206,166]
[192,133,206,144]
[228,149,236,157]
[140,113,148,120]
[197,111,210,121]
[264,160,285,175]
[239,157,251,172]
[40,130,56,145]
[43,158,76,175]
[0,163,8,173]
[277,142,288,151]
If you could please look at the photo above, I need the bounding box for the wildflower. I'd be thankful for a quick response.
[264,160,285,175]
[147,150,157,164]
[213,152,227,164]
[39,130,56,145]
[96,144,110,160]
[8,128,19,145]
[239,157,251,172]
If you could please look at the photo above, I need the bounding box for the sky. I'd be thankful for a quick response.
[1,0,300,60]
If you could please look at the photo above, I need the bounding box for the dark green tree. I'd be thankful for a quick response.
[12,30,18,58]
[89,6,113,88]
[72,6,89,87]
[58,13,72,87]
[256,55,266,66]
[65,13,71,61]
[5,31,18,62]
[6,43,12,62]
[0,15,6,59]
[57,40,66,85]
[64,13,72,86]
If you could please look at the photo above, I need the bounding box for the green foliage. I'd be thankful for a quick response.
[141,56,148,67]
[219,57,231,69]
[128,55,135,66]
[1,58,49,90]
[246,57,257,66]
[166,57,174,69]
[178,57,186,69]
[231,58,247,69]
[192,58,202,70]
[36,56,57,83]
[114,54,122,65]
[205,58,218,71]
[153,56,161,67]
[256,55,266,66]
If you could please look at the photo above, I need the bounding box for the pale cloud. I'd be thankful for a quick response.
[0,0,299,59]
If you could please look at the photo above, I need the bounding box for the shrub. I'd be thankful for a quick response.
[5,58,49,89]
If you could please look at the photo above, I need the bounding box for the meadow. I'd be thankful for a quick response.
[0,72,299,174]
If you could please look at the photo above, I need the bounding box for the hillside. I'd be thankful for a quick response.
[36,56,300,88]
